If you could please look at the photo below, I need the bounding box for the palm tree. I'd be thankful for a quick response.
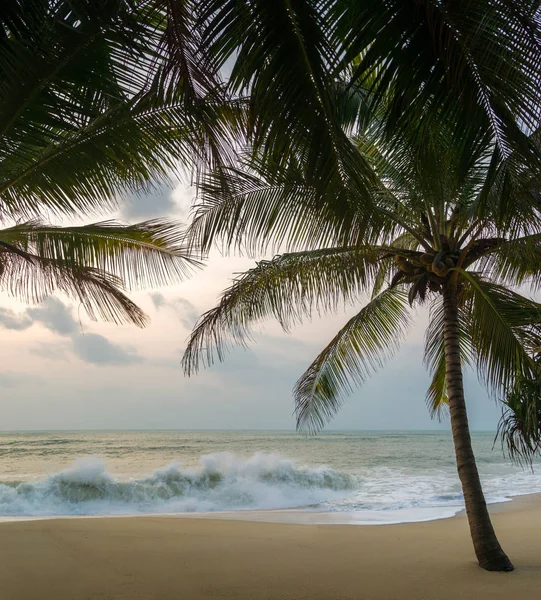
[0,1,230,320]
[179,2,541,571]
[181,106,541,571]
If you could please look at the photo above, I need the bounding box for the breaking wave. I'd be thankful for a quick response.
[0,453,355,517]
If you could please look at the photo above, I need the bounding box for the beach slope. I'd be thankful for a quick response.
[1,496,540,600]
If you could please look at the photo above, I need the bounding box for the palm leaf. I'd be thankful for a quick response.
[0,90,235,218]
[294,286,411,432]
[182,246,382,375]
[336,0,541,181]
[188,161,373,256]
[458,271,541,394]
[471,129,541,233]
[0,1,232,219]
[476,233,541,289]
[0,218,201,290]
[497,374,541,467]
[199,0,378,228]
[0,252,148,327]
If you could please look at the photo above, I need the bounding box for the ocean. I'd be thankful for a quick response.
[1,430,540,524]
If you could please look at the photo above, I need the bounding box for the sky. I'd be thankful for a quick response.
[0,184,505,432]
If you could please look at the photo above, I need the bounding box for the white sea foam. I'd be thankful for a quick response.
[0,453,355,517]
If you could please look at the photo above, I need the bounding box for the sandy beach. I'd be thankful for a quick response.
[1,495,540,600]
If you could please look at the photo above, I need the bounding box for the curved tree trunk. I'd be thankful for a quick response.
[442,284,513,571]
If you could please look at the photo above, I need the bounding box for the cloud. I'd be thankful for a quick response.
[173,298,200,329]
[0,297,144,367]
[0,297,79,336]
[27,297,78,336]
[150,292,167,310]
[151,293,199,329]
[0,307,33,330]
[120,185,176,220]
[71,333,143,366]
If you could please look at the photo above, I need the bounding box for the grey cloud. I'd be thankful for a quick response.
[27,297,78,336]
[0,308,33,330]
[150,292,166,310]
[151,294,199,329]
[173,298,199,329]
[0,298,78,336]
[121,185,176,220]
[71,334,143,366]
[0,297,144,367]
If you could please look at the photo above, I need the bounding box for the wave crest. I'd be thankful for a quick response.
[0,453,355,516]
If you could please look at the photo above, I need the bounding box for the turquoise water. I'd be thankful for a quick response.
[1,430,540,523]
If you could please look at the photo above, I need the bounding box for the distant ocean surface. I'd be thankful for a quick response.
[1,430,540,524]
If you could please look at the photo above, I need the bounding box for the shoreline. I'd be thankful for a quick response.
[0,489,538,526]
[1,493,540,599]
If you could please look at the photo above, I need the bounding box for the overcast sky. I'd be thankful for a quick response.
[0,185,504,432]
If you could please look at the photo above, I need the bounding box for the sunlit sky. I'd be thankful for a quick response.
[0,184,503,431]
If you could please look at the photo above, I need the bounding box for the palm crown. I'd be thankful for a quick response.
[183,118,541,430]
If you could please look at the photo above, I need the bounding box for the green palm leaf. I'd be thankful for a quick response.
[458,271,541,394]
[0,0,232,219]
[182,246,382,375]
[0,90,235,218]
[1,253,147,327]
[189,162,373,256]
[497,373,541,467]
[335,0,541,179]
[475,233,541,289]
[0,218,201,325]
[294,287,411,432]
[0,219,200,290]
[199,0,378,225]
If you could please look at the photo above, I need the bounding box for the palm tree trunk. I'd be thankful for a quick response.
[442,284,513,571]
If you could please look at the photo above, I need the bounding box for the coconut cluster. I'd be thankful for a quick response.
[394,249,459,278]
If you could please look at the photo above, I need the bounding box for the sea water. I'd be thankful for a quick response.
[1,430,540,524]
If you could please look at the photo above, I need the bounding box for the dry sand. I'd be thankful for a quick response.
[1,495,541,600]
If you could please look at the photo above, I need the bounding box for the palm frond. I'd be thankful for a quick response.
[294,286,411,432]
[458,271,541,395]
[0,90,236,218]
[426,353,449,420]
[0,218,201,290]
[151,0,222,103]
[470,125,541,233]
[477,233,541,289]
[336,0,541,182]
[188,161,374,256]
[0,252,148,327]
[0,1,233,219]
[497,374,541,467]
[199,0,378,222]
[182,246,382,375]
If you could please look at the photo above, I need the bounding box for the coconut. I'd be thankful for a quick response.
[419,253,434,266]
